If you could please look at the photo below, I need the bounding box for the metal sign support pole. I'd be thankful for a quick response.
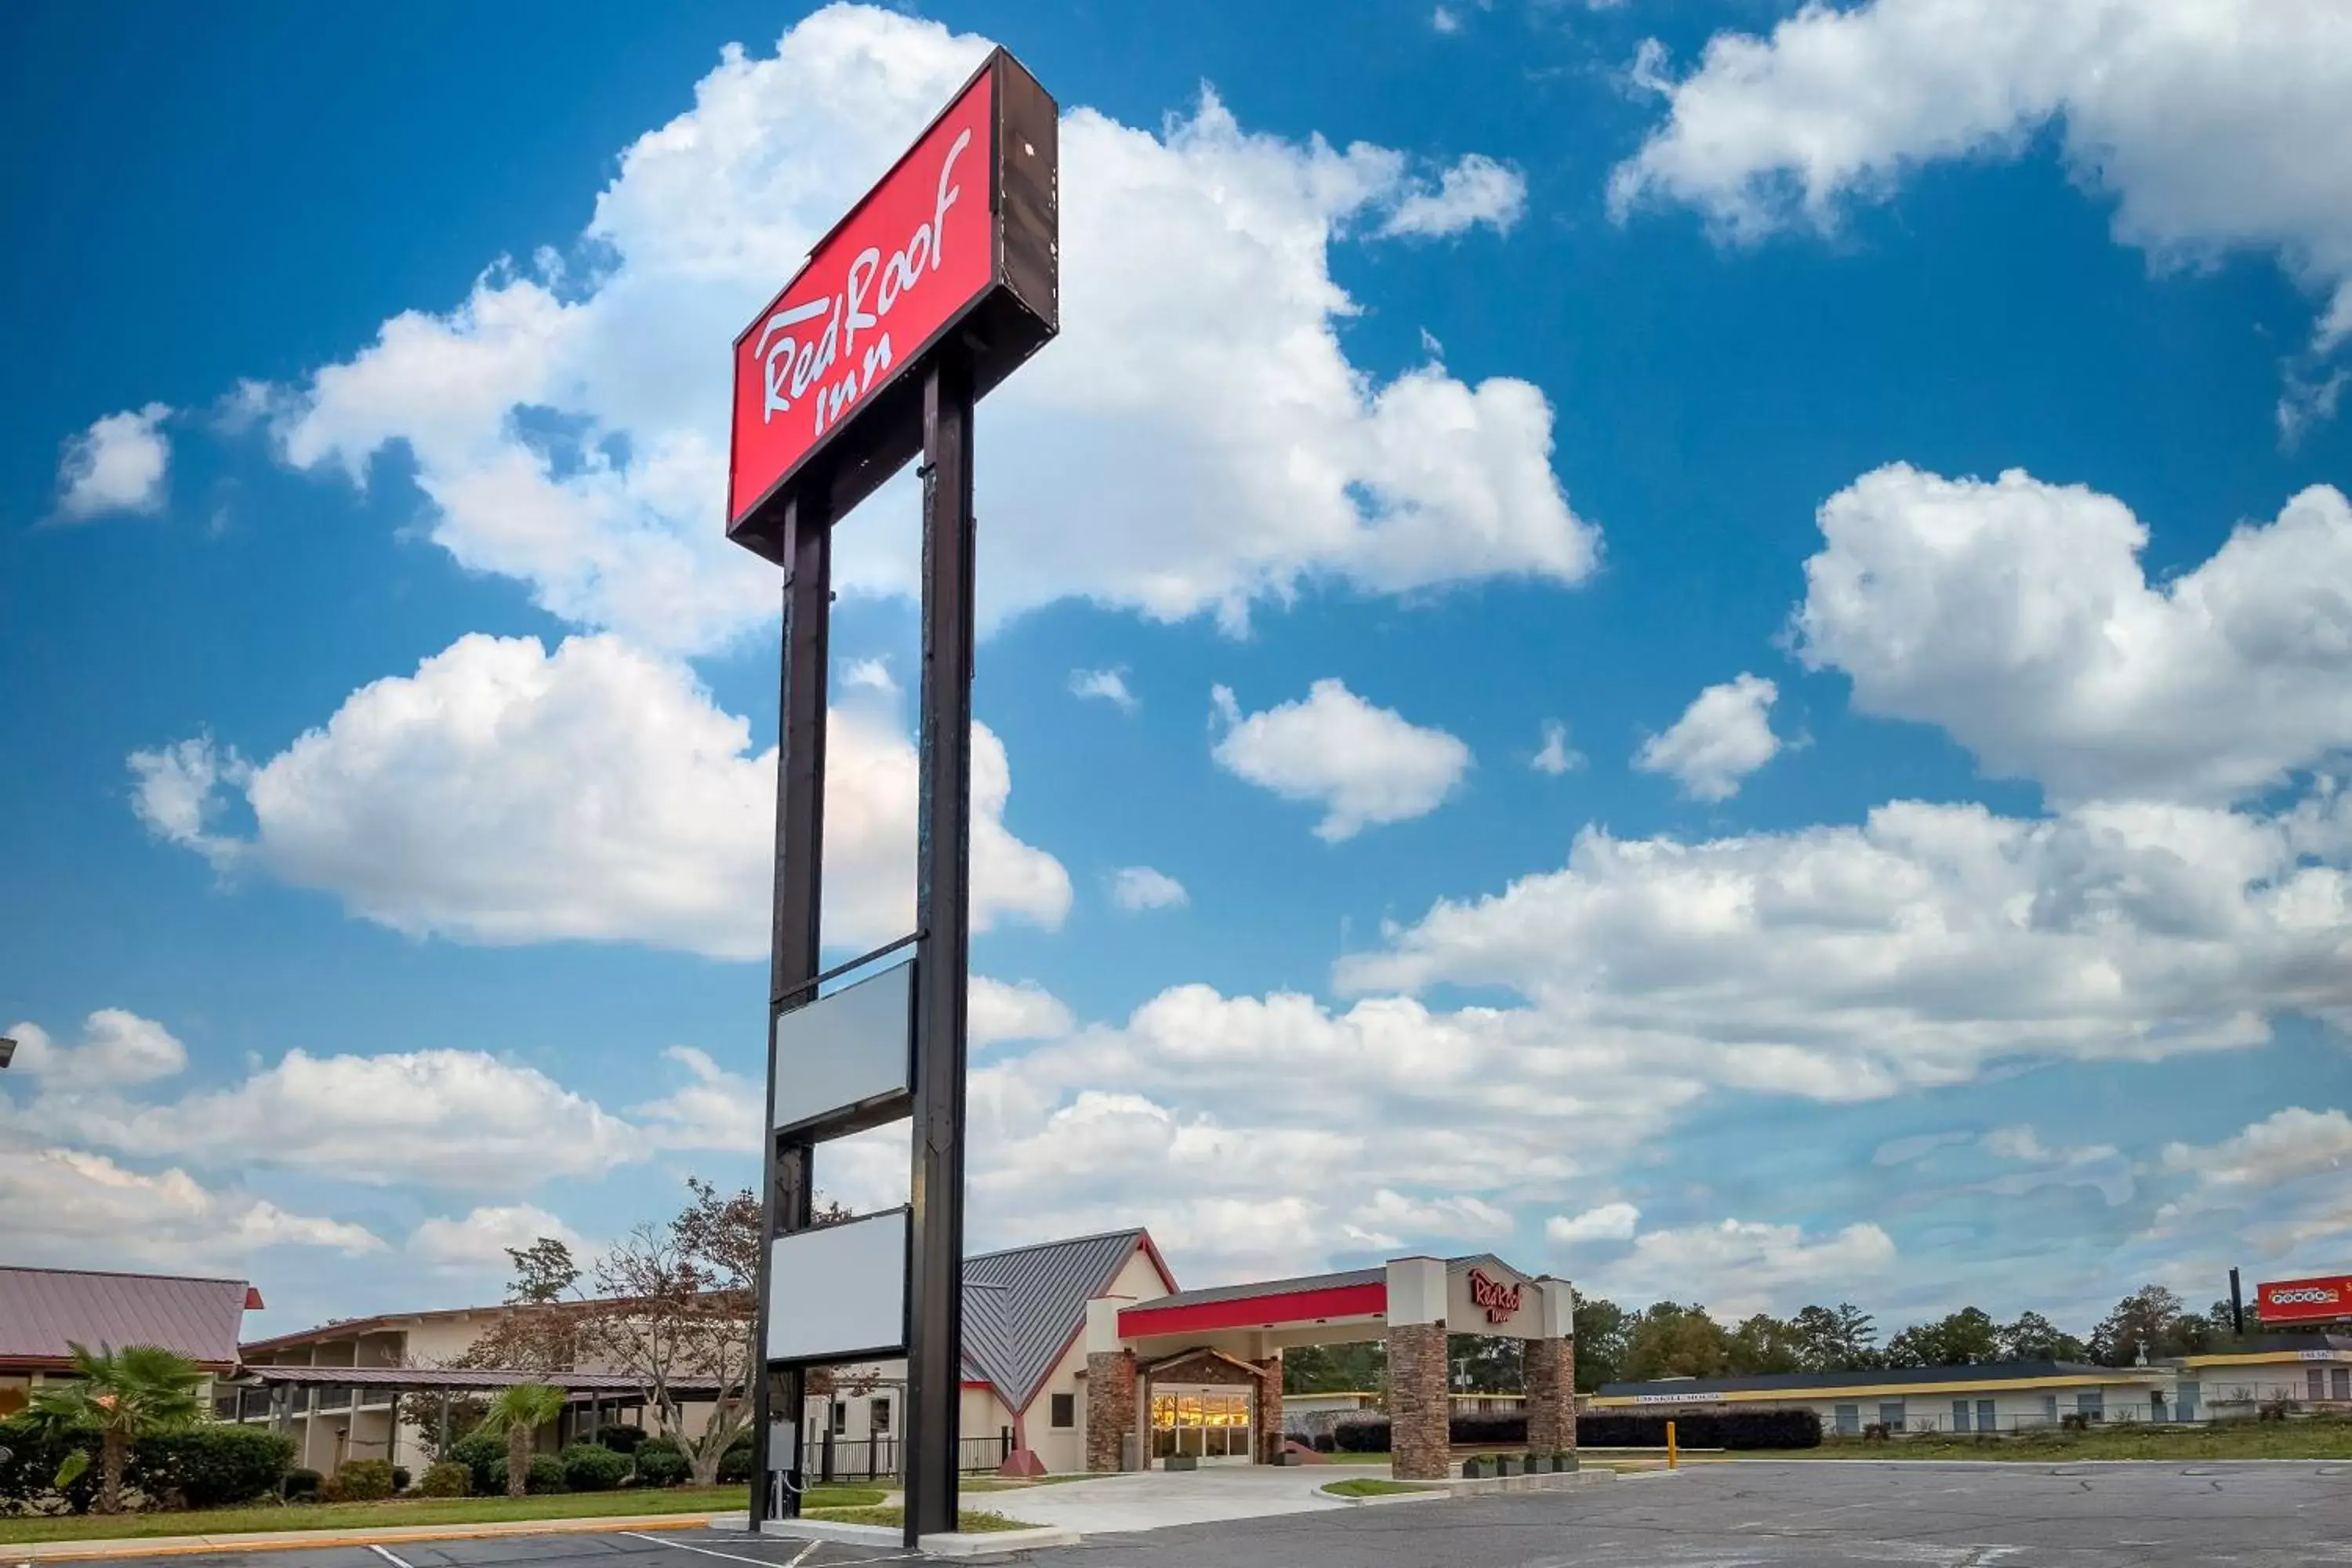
[750,488,831,1530]
[903,354,977,1546]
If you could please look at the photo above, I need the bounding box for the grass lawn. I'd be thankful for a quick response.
[0,1486,883,1545]
[1795,1421,2352,1463]
[804,1507,1035,1533]
[1320,1479,1436,1498]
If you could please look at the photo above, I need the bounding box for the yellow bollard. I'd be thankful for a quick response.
[1666,1419,1679,1470]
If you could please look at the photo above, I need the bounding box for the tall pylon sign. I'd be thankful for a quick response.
[722,49,1059,1550]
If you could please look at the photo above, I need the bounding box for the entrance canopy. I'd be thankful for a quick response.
[1096,1254,1568,1363]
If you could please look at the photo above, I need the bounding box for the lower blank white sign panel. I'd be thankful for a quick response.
[767,1207,909,1363]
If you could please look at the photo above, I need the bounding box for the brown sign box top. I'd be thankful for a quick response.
[726,47,1060,564]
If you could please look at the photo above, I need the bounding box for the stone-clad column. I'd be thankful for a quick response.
[1083,1298,1137,1472]
[1385,1257,1450,1479]
[1254,1353,1284,1464]
[1086,1351,1136,1472]
[1526,1279,1578,1459]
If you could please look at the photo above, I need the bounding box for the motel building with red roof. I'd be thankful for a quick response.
[0,1265,263,1417]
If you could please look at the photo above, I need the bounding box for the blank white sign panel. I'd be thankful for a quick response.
[767,1207,909,1363]
[772,960,913,1134]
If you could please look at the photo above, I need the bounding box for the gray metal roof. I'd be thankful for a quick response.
[0,1265,256,1369]
[960,1229,1155,1413]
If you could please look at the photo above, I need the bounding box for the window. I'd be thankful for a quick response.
[871,1397,891,1435]
[1976,1399,1998,1433]
[1051,1393,1076,1429]
[2074,1392,2103,1422]
[2333,1368,2350,1402]
[2310,1369,2328,1402]
[830,1401,848,1436]
[1951,1399,1971,1433]
[1834,1404,1859,1436]
[2041,1395,2060,1425]
[1878,1400,1905,1432]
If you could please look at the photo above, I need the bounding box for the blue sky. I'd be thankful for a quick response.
[5,0,2352,1341]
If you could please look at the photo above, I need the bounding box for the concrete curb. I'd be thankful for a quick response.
[1316,1486,1450,1509]
[1436,1468,1619,1497]
[4,1513,733,1563]
[757,1519,1079,1557]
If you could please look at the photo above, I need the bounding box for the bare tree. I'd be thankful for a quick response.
[583,1179,856,1486]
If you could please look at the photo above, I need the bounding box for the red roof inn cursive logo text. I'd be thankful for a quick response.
[728,67,997,525]
[1468,1268,1523,1324]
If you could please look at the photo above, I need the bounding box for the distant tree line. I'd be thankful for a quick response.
[1283,1284,2247,1397]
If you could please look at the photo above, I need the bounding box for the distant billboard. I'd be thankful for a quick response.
[2256,1274,2352,1324]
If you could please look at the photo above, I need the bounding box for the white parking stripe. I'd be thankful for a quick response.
[369,1546,418,1568]
[618,1534,920,1568]
[618,1533,787,1568]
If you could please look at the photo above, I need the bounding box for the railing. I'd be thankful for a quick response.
[805,1432,1013,1482]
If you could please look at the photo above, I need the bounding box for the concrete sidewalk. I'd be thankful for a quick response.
[1,1511,735,1562]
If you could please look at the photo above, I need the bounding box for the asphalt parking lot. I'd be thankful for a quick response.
[1028,1461,2352,1567]
[56,1461,2352,1568]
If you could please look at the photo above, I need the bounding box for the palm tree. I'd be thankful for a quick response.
[474,1383,567,1498]
[31,1343,202,1514]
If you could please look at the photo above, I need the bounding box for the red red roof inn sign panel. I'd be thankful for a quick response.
[2257,1274,2352,1324]
[726,49,1058,556]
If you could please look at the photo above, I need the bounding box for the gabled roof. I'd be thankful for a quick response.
[0,1265,260,1370]
[960,1229,1171,1414]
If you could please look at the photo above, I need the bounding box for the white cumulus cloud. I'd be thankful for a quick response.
[246,5,1595,654]
[1611,0,2352,372]
[56,403,172,520]
[1606,1218,1897,1318]
[1795,468,2352,806]
[408,1205,586,1272]
[1634,673,1781,801]
[1211,679,1472,841]
[129,632,1069,956]
[1069,668,1138,713]
[1547,1201,1642,1247]
[1531,719,1584,775]
[1109,866,1189,912]
[0,1144,382,1271]
[3,1010,188,1088]
[1381,154,1528,238]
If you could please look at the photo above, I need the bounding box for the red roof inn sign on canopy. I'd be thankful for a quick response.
[726,49,1058,1551]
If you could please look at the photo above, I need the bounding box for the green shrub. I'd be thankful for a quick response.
[593,1425,648,1454]
[0,1414,103,1513]
[561,1444,632,1493]
[485,1454,568,1495]
[318,1460,396,1503]
[632,1448,691,1488]
[415,1461,472,1497]
[717,1443,754,1484]
[444,1433,506,1497]
[392,1466,411,1494]
[126,1425,296,1509]
[284,1468,325,1502]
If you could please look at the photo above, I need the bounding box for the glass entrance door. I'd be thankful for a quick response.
[1149,1385,1255,1461]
